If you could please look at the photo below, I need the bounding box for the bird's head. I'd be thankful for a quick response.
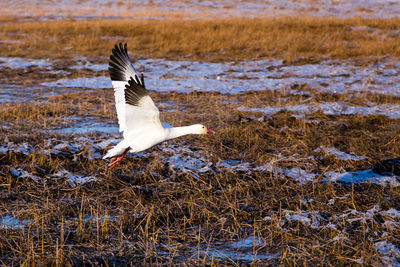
[192,124,215,135]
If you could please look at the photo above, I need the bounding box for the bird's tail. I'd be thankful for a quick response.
[103,143,129,159]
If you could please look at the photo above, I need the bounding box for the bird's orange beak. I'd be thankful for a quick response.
[206,128,215,135]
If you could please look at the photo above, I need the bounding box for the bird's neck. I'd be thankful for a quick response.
[166,125,198,140]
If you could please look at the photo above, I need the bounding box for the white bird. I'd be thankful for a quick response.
[103,43,215,169]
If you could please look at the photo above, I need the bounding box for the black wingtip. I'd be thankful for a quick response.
[140,73,145,88]
[109,42,130,81]
[108,42,147,87]
[124,75,148,106]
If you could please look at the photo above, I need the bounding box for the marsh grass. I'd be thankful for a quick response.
[1,84,400,265]
[0,17,399,62]
[1,15,400,266]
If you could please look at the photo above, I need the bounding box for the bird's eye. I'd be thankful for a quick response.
[202,126,205,128]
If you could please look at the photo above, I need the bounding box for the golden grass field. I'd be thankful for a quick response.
[0,17,400,62]
[0,15,400,265]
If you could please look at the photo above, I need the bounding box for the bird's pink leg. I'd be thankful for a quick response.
[108,147,131,169]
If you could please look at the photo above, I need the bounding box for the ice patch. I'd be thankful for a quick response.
[0,142,33,155]
[382,221,400,231]
[42,76,110,89]
[330,233,350,242]
[332,205,383,226]
[80,214,117,223]
[314,146,367,161]
[53,168,70,177]
[0,215,30,230]
[52,125,119,134]
[95,138,120,150]
[53,168,98,187]
[324,170,400,187]
[2,0,400,20]
[239,102,400,119]
[253,163,284,174]
[189,236,276,262]
[10,168,41,182]
[217,160,252,172]
[137,58,400,95]
[0,57,52,69]
[160,142,277,175]
[70,59,108,72]
[381,209,400,219]
[374,241,400,266]
[38,58,400,96]
[167,154,212,174]
[47,122,119,134]
[0,83,91,103]
[284,168,316,184]
[66,173,98,188]
[158,142,266,175]
[283,210,322,229]
[285,212,311,226]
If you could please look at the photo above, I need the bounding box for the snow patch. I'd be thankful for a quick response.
[314,146,367,161]
[10,168,41,182]
[283,210,322,229]
[0,215,30,230]
[42,76,110,89]
[374,241,400,266]
[0,57,52,69]
[285,168,316,184]
[324,170,400,187]
[66,173,98,188]
[53,168,98,188]
[239,102,400,119]
[70,58,108,72]
[37,58,400,97]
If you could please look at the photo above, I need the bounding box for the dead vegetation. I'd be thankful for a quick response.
[0,14,400,266]
[0,17,399,62]
[1,84,400,265]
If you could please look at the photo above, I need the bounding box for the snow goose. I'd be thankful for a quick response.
[103,43,215,169]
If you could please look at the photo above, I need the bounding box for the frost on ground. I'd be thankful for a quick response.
[1,135,399,188]
[0,215,30,230]
[264,205,400,264]
[42,76,111,89]
[2,56,400,122]
[239,102,400,119]
[374,241,400,266]
[10,168,41,182]
[1,50,400,264]
[314,146,367,161]
[1,0,400,20]
[0,57,52,69]
[188,236,276,262]
[324,170,400,187]
[37,58,400,96]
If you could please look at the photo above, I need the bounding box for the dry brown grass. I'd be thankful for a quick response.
[0,17,399,62]
[1,15,400,265]
[1,88,400,265]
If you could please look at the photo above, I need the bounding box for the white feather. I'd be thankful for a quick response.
[111,80,128,132]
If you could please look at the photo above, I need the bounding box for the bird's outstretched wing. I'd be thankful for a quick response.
[108,43,161,136]
[124,76,162,135]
